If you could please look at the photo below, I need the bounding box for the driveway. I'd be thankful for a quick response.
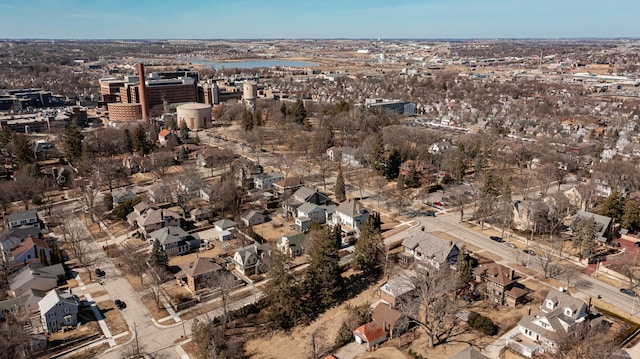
[334,341,366,359]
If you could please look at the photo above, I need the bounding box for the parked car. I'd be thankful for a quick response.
[620,288,637,297]
[635,242,640,247]
[114,299,127,309]
[505,243,517,249]
[426,211,436,217]
[434,201,444,207]
[490,236,504,242]
[611,241,621,248]
[95,268,106,277]
[523,249,536,256]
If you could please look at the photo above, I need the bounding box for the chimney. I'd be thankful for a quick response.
[137,63,149,121]
[510,269,515,280]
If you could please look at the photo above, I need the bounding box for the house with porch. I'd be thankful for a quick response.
[254,172,283,190]
[277,233,306,257]
[401,233,460,270]
[176,256,223,291]
[509,288,589,357]
[149,226,200,257]
[332,199,369,233]
[39,289,79,333]
[474,263,528,306]
[135,208,182,236]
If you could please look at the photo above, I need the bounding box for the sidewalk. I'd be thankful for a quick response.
[75,273,117,347]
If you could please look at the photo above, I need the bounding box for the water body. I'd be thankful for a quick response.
[187,58,318,69]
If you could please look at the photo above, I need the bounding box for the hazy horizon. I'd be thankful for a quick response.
[2,0,639,40]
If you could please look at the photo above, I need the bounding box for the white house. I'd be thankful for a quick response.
[254,172,284,190]
[6,210,40,230]
[297,202,326,225]
[332,199,369,231]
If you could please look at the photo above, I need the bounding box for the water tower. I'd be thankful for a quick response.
[243,81,257,111]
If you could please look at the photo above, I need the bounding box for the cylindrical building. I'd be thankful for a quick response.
[107,103,143,121]
[243,81,257,110]
[176,102,212,130]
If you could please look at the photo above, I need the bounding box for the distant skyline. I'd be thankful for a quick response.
[1,0,639,40]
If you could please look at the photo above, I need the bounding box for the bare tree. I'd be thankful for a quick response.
[148,264,170,309]
[308,325,329,359]
[403,266,469,348]
[65,221,93,281]
[125,249,148,286]
[211,271,238,335]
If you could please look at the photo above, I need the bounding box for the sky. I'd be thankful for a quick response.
[0,0,639,39]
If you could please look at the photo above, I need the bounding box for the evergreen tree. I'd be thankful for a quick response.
[405,163,421,188]
[332,224,342,249]
[304,227,343,311]
[292,99,307,124]
[179,121,190,142]
[385,148,402,180]
[335,168,346,202]
[280,102,287,117]
[370,132,386,175]
[242,108,254,131]
[151,239,168,267]
[178,146,187,161]
[63,125,84,161]
[573,217,598,259]
[456,248,472,288]
[132,124,151,155]
[123,128,133,154]
[12,133,35,166]
[351,218,384,275]
[601,191,623,222]
[264,253,309,330]
[622,198,640,233]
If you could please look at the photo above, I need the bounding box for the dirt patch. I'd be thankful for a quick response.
[141,292,172,322]
[253,221,294,243]
[245,278,387,358]
[115,333,132,345]
[357,346,407,359]
[383,224,410,239]
[97,300,130,336]
[63,342,110,359]
[91,290,108,298]
[48,309,101,343]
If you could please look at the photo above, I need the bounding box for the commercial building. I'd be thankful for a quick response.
[176,102,211,130]
[107,103,143,121]
[365,98,416,116]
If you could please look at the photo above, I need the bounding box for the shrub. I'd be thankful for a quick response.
[335,321,353,347]
[468,311,498,336]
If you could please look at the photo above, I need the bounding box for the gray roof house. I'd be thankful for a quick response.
[297,202,327,225]
[0,288,45,321]
[213,219,237,232]
[277,233,306,257]
[253,172,284,190]
[241,209,266,227]
[401,233,460,270]
[510,288,588,357]
[332,199,369,232]
[233,244,260,276]
[6,209,40,230]
[448,346,490,359]
[39,289,80,333]
[572,210,612,243]
[149,226,200,257]
[136,208,182,236]
[9,264,64,297]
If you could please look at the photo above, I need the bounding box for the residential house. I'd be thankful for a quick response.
[122,155,149,174]
[295,216,312,232]
[195,146,230,168]
[401,233,460,270]
[241,209,266,227]
[5,209,40,230]
[448,346,490,359]
[200,184,215,202]
[277,233,306,257]
[0,288,45,321]
[213,219,237,232]
[474,263,528,306]
[0,226,42,265]
[7,236,51,269]
[332,199,369,233]
[563,186,584,211]
[39,289,80,333]
[237,159,263,189]
[147,182,173,203]
[509,288,588,357]
[297,203,327,225]
[511,200,539,232]
[372,301,407,340]
[190,208,213,222]
[176,256,223,291]
[9,264,64,297]
[273,176,303,195]
[135,208,182,236]
[571,211,612,243]
[112,189,137,208]
[158,129,178,146]
[254,172,284,190]
[353,320,387,349]
[232,244,259,276]
[326,147,341,162]
[126,201,152,226]
[148,226,200,257]
[326,146,361,167]
[428,140,452,155]
[282,186,331,216]
[379,275,417,308]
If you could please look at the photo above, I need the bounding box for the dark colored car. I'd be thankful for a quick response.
[114,299,127,309]
[95,268,105,277]
[426,211,436,217]
[620,288,637,297]
[523,249,536,256]
[635,242,640,247]
[490,236,504,242]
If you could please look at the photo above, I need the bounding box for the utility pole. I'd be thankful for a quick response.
[134,321,140,356]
